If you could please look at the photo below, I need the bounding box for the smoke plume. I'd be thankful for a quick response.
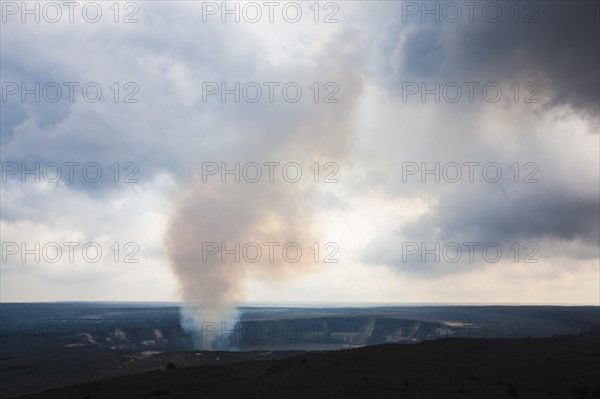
[165,30,366,349]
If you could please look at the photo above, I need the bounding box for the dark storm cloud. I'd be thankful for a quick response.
[358,1,600,275]
[362,179,599,273]
[404,186,600,245]
[376,0,599,116]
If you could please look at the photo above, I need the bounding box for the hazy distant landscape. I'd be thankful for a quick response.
[1,303,598,397]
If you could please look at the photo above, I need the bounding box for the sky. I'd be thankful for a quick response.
[1,0,599,305]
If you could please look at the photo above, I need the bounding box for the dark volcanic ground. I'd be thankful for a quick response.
[2,304,599,397]
[0,348,303,398]
[12,329,600,399]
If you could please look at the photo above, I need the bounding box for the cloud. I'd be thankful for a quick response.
[1,1,598,305]
[368,1,599,116]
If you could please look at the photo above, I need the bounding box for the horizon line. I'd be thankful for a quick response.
[0,300,598,307]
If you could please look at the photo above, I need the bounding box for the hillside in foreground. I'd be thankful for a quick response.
[14,329,600,399]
